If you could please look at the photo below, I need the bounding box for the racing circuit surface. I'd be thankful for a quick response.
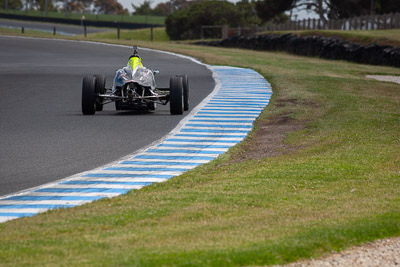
[0,36,214,196]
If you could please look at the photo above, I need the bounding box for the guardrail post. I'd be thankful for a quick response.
[222,24,228,39]
[383,14,388,29]
[377,15,381,29]
[390,13,394,29]
[117,26,120,39]
[21,26,24,34]
[365,16,368,30]
[53,26,56,35]
[368,16,371,30]
[370,15,375,30]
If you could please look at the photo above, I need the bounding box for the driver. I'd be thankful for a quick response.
[112,46,144,94]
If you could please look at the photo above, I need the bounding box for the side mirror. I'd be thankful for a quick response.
[153,70,160,75]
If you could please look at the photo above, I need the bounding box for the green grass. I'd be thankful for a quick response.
[0,31,399,266]
[0,9,166,25]
[269,29,400,47]
[300,29,400,47]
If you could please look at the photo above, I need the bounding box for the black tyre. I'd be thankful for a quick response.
[169,76,184,115]
[115,101,121,110]
[94,74,106,111]
[178,74,189,111]
[147,101,156,111]
[82,76,96,115]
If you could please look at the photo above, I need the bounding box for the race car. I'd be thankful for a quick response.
[81,64,189,115]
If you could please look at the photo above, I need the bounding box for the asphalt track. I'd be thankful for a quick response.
[0,18,106,35]
[0,36,214,196]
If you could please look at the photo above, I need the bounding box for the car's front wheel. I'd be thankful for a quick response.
[169,76,184,115]
[94,74,106,111]
[82,76,96,115]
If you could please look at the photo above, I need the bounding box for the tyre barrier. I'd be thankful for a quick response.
[195,33,400,68]
[0,66,272,223]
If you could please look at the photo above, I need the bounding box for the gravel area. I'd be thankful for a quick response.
[366,75,400,84]
[281,236,400,267]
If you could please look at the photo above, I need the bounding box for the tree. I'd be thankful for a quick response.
[68,0,87,12]
[379,0,400,13]
[51,0,93,13]
[236,0,261,25]
[255,0,294,23]
[94,0,128,14]
[1,0,22,10]
[133,0,190,16]
[132,0,153,15]
[329,0,400,19]
[294,0,329,22]
[153,2,170,16]
[285,0,400,22]
[166,0,259,40]
[36,0,57,12]
[170,0,191,12]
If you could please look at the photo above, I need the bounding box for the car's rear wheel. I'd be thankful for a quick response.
[169,76,184,115]
[94,74,106,111]
[82,76,96,115]
[178,74,189,111]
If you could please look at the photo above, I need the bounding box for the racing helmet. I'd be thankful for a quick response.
[128,46,143,70]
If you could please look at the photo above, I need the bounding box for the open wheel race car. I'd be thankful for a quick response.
[81,54,189,115]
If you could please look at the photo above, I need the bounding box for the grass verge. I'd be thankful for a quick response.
[257,29,400,47]
[296,29,400,47]
[0,31,399,266]
[0,9,165,25]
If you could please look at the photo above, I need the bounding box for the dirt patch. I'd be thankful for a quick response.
[229,99,307,163]
[283,236,400,267]
[366,75,400,85]
[237,115,304,161]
